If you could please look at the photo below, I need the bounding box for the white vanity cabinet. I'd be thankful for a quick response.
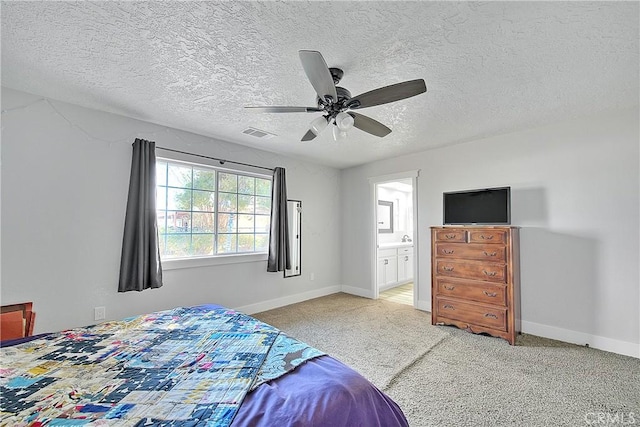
[377,248,398,289]
[397,246,414,283]
[377,246,414,290]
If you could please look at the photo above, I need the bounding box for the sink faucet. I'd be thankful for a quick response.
[401,234,412,242]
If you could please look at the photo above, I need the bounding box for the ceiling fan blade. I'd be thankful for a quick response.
[245,106,323,113]
[301,129,317,142]
[347,79,427,110]
[299,50,338,104]
[348,112,392,137]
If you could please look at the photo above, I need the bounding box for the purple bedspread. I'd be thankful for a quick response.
[234,355,408,427]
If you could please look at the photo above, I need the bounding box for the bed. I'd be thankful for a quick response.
[0,304,408,426]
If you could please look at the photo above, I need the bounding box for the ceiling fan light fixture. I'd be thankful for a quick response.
[335,112,354,131]
[332,126,347,142]
[310,115,328,135]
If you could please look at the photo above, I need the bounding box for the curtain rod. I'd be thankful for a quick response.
[156,147,274,172]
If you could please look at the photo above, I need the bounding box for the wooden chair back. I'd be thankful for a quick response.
[1,302,36,341]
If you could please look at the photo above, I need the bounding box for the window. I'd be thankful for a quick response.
[156,158,272,260]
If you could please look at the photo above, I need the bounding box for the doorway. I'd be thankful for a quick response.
[371,171,419,307]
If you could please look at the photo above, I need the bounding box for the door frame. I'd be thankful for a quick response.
[369,170,420,306]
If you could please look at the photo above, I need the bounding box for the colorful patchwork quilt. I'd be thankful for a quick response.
[0,305,324,426]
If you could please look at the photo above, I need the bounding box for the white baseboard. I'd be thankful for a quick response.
[235,285,341,315]
[340,285,375,299]
[521,320,639,359]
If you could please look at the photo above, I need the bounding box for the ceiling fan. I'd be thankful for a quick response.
[245,50,427,142]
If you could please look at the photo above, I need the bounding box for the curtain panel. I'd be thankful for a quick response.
[118,138,163,292]
[267,167,291,272]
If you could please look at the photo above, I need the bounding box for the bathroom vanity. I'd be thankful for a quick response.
[377,242,414,290]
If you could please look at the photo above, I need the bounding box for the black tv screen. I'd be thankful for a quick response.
[443,187,510,225]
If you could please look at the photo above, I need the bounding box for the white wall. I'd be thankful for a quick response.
[341,107,639,357]
[1,87,342,333]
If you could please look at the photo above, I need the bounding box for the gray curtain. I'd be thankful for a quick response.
[267,167,291,272]
[118,138,163,292]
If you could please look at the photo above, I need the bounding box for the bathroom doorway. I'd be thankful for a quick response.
[371,171,419,307]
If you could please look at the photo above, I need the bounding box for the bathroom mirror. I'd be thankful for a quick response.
[377,200,394,233]
[284,199,302,278]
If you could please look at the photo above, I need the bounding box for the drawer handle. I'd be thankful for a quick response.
[483,270,497,277]
[443,304,455,310]
[483,291,497,297]
[444,285,455,291]
[442,266,454,272]
[445,234,457,239]
[484,313,498,319]
[480,235,494,240]
[483,251,497,257]
[442,249,454,254]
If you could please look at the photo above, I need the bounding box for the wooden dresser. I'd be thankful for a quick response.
[431,226,520,345]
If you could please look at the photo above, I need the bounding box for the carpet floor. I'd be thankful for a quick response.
[254,293,640,427]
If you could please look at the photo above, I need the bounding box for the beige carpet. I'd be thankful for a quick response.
[254,293,640,427]
[255,292,447,389]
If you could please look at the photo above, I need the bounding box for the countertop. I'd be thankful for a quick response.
[378,242,414,249]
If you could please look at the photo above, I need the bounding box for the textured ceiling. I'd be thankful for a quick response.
[2,1,638,169]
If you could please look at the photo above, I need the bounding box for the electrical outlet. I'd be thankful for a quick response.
[94,306,106,321]
[310,272,315,281]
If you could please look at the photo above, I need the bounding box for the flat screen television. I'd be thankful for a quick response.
[443,187,510,225]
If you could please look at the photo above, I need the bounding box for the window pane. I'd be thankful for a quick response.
[192,234,214,256]
[156,161,167,186]
[157,212,167,234]
[164,234,191,258]
[238,234,255,252]
[218,193,237,213]
[255,178,271,196]
[192,168,216,191]
[238,215,254,233]
[217,234,237,253]
[255,234,269,252]
[192,190,215,212]
[218,213,236,233]
[168,188,192,211]
[159,234,167,255]
[255,196,271,215]
[238,195,255,214]
[168,164,192,188]
[156,186,167,210]
[219,173,237,193]
[166,211,191,233]
[193,212,215,233]
[255,215,270,233]
[238,176,255,195]
[157,160,273,260]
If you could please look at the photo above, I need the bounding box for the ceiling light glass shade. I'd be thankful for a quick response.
[332,126,347,141]
[335,112,355,131]
[310,116,328,135]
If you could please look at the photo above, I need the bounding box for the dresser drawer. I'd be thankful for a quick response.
[436,298,507,331]
[435,260,506,283]
[435,243,506,262]
[435,279,507,306]
[434,229,466,242]
[468,229,507,244]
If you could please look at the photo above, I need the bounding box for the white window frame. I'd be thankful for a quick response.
[156,151,272,270]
